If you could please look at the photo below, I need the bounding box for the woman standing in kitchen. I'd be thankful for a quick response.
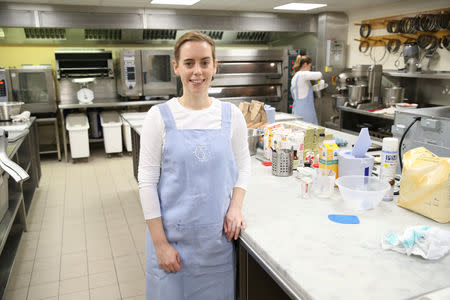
[138,31,251,300]
[290,55,323,124]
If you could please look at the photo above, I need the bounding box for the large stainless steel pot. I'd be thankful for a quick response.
[348,85,367,105]
[384,86,405,106]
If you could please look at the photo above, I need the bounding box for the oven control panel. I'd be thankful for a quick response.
[123,56,137,90]
[0,71,8,102]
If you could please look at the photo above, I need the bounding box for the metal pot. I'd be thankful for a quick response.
[0,102,24,121]
[384,86,405,106]
[348,85,367,105]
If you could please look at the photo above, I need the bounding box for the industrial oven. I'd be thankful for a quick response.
[0,66,57,113]
[117,49,177,98]
[211,49,288,112]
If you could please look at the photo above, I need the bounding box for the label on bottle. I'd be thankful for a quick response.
[380,150,397,201]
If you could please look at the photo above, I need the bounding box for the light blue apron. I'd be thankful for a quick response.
[290,76,318,125]
[145,101,238,300]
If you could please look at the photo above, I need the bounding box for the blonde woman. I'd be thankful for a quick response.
[138,31,250,299]
[290,55,322,124]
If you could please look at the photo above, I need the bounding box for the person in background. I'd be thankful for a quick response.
[138,31,251,300]
[290,55,323,124]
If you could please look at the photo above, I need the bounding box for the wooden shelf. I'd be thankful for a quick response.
[356,8,450,29]
[354,8,450,47]
[355,30,450,47]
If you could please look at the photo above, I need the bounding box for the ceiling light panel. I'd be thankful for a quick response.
[151,0,200,5]
[274,3,327,11]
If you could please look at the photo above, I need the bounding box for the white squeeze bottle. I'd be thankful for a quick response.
[379,137,399,201]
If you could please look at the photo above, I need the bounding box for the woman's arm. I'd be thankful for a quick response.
[301,71,323,81]
[225,106,251,241]
[138,106,181,272]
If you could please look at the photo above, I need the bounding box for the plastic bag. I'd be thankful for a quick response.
[397,147,450,223]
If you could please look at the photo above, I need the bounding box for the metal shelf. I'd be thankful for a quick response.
[0,193,23,254]
[338,106,395,120]
[383,70,450,80]
[0,230,23,298]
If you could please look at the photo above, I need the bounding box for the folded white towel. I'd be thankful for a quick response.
[11,111,31,123]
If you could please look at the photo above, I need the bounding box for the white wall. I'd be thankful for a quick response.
[346,0,450,70]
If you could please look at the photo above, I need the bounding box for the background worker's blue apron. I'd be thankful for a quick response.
[145,101,238,300]
[291,78,318,125]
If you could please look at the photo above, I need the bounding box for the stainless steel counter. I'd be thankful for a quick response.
[338,105,394,120]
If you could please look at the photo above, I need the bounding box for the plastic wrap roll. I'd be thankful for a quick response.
[338,150,374,178]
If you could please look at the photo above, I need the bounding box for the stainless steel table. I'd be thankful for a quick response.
[58,100,164,162]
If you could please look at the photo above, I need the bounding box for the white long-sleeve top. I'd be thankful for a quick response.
[291,71,322,99]
[138,98,251,220]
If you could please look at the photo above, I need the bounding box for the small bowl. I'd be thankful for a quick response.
[336,176,389,210]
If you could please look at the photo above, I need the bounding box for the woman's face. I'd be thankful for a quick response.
[303,62,312,71]
[172,41,217,96]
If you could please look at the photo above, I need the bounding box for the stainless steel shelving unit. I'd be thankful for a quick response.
[0,119,41,299]
[383,70,450,79]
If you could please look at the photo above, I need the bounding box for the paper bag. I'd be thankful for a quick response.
[238,100,267,125]
[397,147,450,223]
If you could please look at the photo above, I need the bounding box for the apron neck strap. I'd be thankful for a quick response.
[158,102,176,130]
[221,102,232,130]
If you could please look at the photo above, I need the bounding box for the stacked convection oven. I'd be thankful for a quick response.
[211,49,288,112]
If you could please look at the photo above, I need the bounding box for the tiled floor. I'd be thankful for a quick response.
[5,148,146,300]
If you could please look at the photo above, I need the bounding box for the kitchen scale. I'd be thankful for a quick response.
[72,78,95,104]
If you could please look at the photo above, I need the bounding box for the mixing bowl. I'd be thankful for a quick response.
[336,176,390,210]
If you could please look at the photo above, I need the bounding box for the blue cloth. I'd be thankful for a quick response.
[146,102,238,300]
[290,76,318,125]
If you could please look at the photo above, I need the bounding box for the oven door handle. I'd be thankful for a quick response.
[12,89,18,101]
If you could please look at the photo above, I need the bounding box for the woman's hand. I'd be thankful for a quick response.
[154,242,182,273]
[224,207,247,241]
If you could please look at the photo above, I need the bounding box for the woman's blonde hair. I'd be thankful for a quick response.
[174,31,216,63]
[292,55,312,75]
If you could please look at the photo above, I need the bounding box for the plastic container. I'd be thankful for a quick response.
[100,111,123,154]
[312,169,336,198]
[121,112,145,152]
[264,105,276,123]
[336,176,390,210]
[66,113,90,159]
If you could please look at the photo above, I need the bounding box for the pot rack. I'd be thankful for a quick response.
[354,7,450,48]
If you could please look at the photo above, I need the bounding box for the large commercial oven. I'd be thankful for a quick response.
[211,49,288,112]
[55,50,117,104]
[0,66,57,113]
[117,49,177,98]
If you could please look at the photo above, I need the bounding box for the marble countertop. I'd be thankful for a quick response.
[241,129,450,300]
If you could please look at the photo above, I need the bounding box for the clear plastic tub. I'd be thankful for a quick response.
[336,176,390,210]
[100,111,123,154]
[66,113,90,159]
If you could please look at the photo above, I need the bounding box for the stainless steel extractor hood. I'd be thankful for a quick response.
[0,4,317,45]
